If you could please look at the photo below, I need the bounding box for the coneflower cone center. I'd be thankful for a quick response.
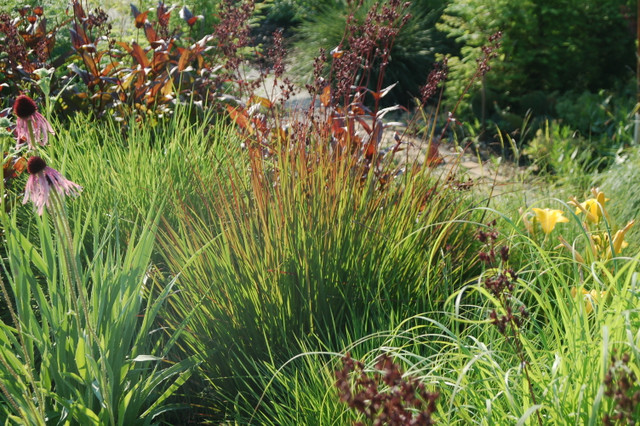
[14,95,37,119]
[27,156,47,175]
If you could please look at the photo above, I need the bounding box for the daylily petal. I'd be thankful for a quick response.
[532,208,569,234]
[606,220,634,258]
[571,287,606,314]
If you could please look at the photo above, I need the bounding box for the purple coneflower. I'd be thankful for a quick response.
[13,95,54,149]
[23,156,82,215]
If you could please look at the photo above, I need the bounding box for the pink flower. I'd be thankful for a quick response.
[13,95,54,149]
[23,156,82,215]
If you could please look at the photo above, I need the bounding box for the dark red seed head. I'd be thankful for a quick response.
[500,245,510,262]
[13,95,38,119]
[26,156,47,175]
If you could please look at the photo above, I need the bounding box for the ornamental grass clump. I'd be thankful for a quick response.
[156,1,490,418]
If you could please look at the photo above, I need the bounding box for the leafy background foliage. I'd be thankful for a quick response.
[438,0,635,140]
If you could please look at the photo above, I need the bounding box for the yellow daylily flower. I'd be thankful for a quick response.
[605,220,634,259]
[571,287,606,314]
[569,188,609,224]
[532,208,569,234]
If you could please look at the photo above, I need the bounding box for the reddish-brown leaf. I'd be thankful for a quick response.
[90,92,113,103]
[44,33,55,55]
[116,41,131,53]
[152,51,169,72]
[100,61,119,77]
[133,71,145,90]
[425,141,444,167]
[161,78,174,97]
[349,103,367,116]
[131,4,149,29]
[249,95,272,109]
[72,1,86,21]
[21,18,47,48]
[144,22,158,43]
[157,2,174,23]
[21,33,40,48]
[251,117,267,134]
[227,105,253,134]
[364,140,376,159]
[13,157,26,174]
[3,156,27,179]
[179,6,198,26]
[177,48,191,72]
[70,23,90,49]
[354,115,372,134]
[370,82,398,101]
[136,11,149,28]
[68,63,91,84]
[320,85,331,107]
[80,52,99,76]
[130,42,150,68]
[148,79,163,98]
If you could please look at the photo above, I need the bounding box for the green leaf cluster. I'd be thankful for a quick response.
[439,0,635,120]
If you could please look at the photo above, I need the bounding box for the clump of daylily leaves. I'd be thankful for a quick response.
[521,187,635,313]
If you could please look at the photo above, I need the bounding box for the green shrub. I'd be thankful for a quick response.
[261,0,334,26]
[555,83,636,148]
[523,120,600,183]
[438,0,635,123]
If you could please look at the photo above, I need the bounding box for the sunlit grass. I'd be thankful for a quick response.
[155,127,485,417]
[231,216,640,424]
